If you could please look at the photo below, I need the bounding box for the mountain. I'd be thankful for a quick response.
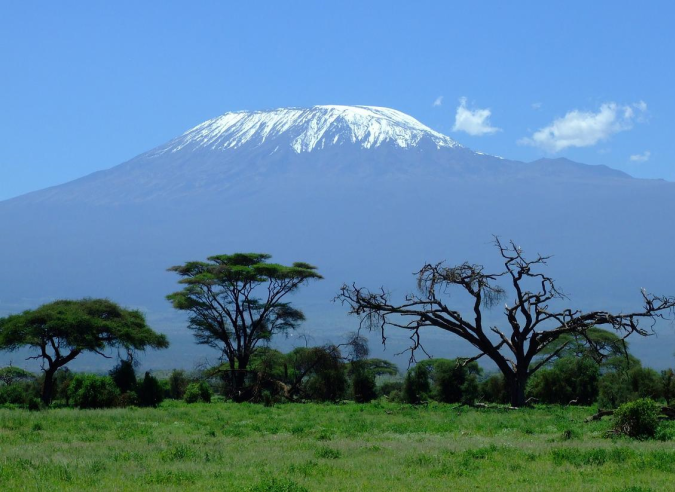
[1,105,674,370]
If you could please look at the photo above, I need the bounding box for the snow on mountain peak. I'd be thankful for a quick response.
[162,105,461,154]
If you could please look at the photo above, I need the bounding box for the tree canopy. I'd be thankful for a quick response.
[167,253,322,400]
[337,238,675,407]
[0,298,168,404]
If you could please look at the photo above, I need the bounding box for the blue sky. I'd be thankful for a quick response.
[1,0,673,200]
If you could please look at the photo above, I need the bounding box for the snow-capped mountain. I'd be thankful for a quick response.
[1,104,674,370]
[157,105,462,155]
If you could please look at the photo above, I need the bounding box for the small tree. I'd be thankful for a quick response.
[110,359,137,394]
[68,374,120,409]
[167,253,322,400]
[168,369,189,400]
[423,358,483,404]
[0,299,168,405]
[337,239,675,407]
[402,364,430,404]
[137,372,164,407]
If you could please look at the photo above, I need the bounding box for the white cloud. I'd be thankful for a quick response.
[452,97,501,136]
[519,101,647,152]
[433,96,444,107]
[629,150,651,162]
[532,102,542,110]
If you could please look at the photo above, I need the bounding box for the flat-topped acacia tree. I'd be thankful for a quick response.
[337,239,675,407]
[167,253,322,400]
[0,299,169,405]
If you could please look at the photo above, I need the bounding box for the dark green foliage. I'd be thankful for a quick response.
[117,391,139,407]
[599,365,663,408]
[350,362,377,403]
[613,398,661,439]
[527,356,599,405]
[357,358,399,377]
[168,370,189,400]
[284,345,347,402]
[0,366,38,406]
[378,380,403,399]
[0,383,32,405]
[54,368,75,405]
[303,346,347,402]
[661,369,675,405]
[167,253,321,400]
[0,366,35,385]
[184,381,212,403]
[109,360,137,394]
[27,397,43,411]
[0,298,168,404]
[539,327,627,363]
[403,364,430,404]
[423,358,483,404]
[480,374,509,404]
[69,374,120,409]
[137,372,164,407]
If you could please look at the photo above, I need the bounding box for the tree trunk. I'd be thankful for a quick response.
[233,358,249,402]
[42,366,57,405]
[508,374,528,408]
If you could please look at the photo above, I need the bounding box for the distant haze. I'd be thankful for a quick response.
[1,105,673,372]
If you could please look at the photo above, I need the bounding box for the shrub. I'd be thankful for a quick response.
[428,359,482,404]
[137,372,164,407]
[0,384,29,405]
[480,373,509,404]
[117,391,139,407]
[69,374,120,409]
[351,365,377,403]
[184,381,212,403]
[378,380,403,399]
[402,364,430,404]
[28,397,43,411]
[613,398,661,439]
[168,369,189,399]
[528,356,599,405]
[109,360,137,393]
[599,366,663,408]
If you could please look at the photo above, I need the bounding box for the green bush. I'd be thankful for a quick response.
[402,364,430,404]
[378,380,403,399]
[109,360,137,394]
[168,369,189,399]
[613,398,661,439]
[528,356,599,405]
[184,381,212,403]
[351,365,377,403]
[599,365,663,409]
[137,372,164,407]
[428,359,482,404]
[0,384,30,405]
[69,374,120,409]
[480,373,509,404]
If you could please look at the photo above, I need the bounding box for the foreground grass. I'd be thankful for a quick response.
[0,401,674,491]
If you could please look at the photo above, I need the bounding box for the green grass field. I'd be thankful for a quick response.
[1,401,673,491]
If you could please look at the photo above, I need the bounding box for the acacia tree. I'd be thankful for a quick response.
[0,299,169,405]
[167,253,322,400]
[337,239,675,407]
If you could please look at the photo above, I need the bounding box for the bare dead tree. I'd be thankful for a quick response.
[336,238,675,407]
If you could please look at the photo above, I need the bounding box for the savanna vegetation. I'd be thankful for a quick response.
[1,248,674,490]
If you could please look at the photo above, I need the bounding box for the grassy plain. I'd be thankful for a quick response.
[0,401,674,491]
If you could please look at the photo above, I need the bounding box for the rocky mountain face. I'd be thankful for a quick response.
[1,105,673,369]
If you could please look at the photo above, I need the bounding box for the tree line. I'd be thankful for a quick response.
[1,242,673,409]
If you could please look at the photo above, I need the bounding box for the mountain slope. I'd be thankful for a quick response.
[0,105,673,370]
